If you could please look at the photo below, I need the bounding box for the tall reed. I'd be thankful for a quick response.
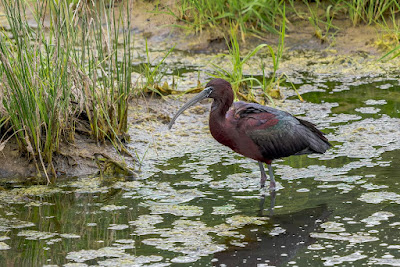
[0,0,134,181]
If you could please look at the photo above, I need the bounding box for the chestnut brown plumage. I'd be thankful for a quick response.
[169,78,331,190]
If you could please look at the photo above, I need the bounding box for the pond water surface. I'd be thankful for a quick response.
[0,63,399,266]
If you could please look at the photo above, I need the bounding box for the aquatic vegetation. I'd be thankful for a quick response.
[100,205,128,211]
[358,191,400,204]
[310,232,379,243]
[361,212,395,227]
[17,230,58,240]
[149,204,203,217]
[139,40,176,96]
[322,251,367,266]
[212,204,239,215]
[0,0,134,181]
[0,242,10,250]
[320,221,346,232]
[66,247,127,263]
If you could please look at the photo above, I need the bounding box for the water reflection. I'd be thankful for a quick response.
[214,204,330,266]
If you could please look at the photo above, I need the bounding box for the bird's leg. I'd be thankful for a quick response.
[268,164,276,191]
[258,162,267,188]
[258,162,276,191]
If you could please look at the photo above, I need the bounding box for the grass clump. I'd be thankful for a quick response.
[0,0,134,181]
[340,0,400,26]
[210,8,302,105]
[170,0,286,37]
[170,0,400,41]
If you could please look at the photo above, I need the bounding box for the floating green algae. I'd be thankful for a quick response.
[98,255,165,266]
[130,214,164,236]
[361,212,395,227]
[17,230,58,240]
[226,215,268,227]
[0,242,10,250]
[107,224,129,230]
[68,177,109,194]
[320,221,346,233]
[358,192,400,204]
[211,204,239,215]
[310,232,379,243]
[322,252,367,266]
[148,204,203,217]
[66,247,127,263]
[142,219,226,261]
[100,205,128,211]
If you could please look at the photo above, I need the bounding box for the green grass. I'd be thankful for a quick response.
[169,0,285,37]
[339,0,400,26]
[139,39,175,96]
[170,0,400,39]
[211,26,267,100]
[210,8,302,104]
[0,0,134,181]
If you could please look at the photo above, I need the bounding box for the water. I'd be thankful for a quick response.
[0,73,399,266]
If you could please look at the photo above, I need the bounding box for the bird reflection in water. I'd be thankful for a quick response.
[213,201,330,266]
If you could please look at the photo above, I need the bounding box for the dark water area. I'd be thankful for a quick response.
[0,73,399,266]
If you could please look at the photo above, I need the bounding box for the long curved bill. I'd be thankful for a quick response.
[168,87,213,129]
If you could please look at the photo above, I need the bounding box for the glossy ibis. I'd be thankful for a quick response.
[168,78,331,190]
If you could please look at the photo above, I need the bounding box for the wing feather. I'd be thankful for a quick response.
[233,102,331,160]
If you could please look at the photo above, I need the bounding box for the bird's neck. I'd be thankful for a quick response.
[210,95,232,121]
[209,97,235,149]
